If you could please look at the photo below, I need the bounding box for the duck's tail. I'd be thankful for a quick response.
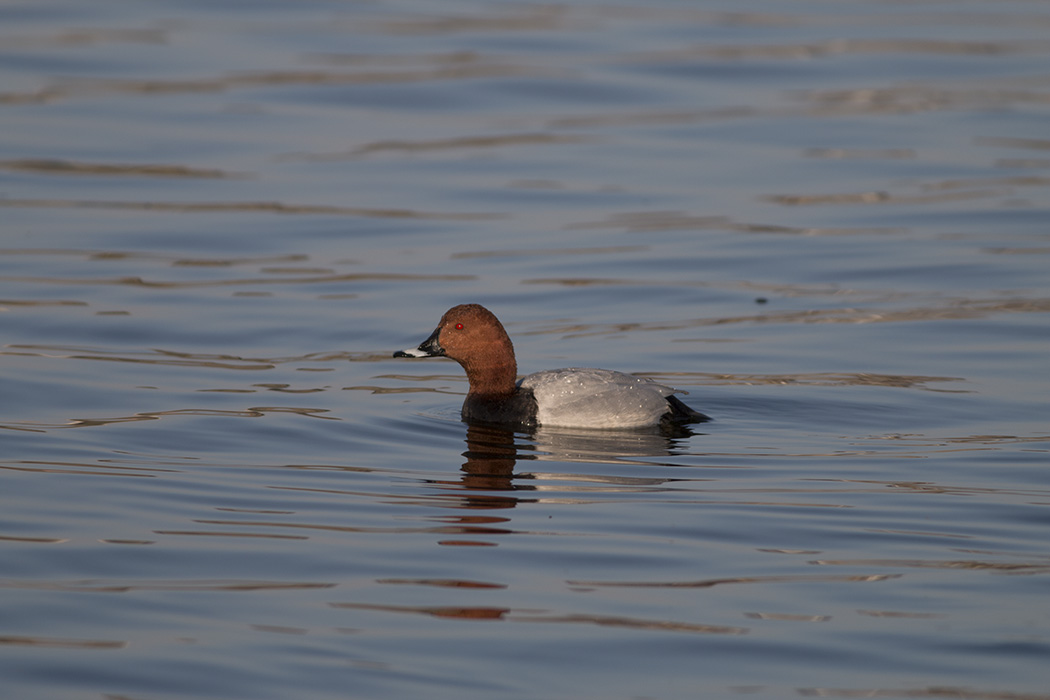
[665,394,710,424]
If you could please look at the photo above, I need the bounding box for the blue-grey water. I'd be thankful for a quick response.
[2,1,1049,699]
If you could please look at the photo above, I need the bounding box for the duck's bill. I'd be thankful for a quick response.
[393,327,444,359]
[393,347,430,358]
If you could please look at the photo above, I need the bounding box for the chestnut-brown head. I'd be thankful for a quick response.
[394,304,518,397]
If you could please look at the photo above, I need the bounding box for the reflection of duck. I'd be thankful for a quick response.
[528,424,698,465]
[395,304,709,429]
[456,420,700,500]
[459,424,525,495]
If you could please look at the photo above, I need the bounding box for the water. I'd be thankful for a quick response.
[2,1,1049,698]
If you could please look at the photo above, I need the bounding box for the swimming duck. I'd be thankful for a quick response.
[394,304,708,429]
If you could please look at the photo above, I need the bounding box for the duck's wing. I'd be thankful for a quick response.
[520,368,702,429]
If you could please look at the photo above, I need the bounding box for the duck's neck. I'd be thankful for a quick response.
[462,354,518,398]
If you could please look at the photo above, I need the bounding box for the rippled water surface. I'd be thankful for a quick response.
[2,1,1049,699]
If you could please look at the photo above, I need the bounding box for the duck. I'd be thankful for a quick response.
[393,304,708,429]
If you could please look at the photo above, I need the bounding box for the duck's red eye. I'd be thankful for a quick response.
[455,323,464,330]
